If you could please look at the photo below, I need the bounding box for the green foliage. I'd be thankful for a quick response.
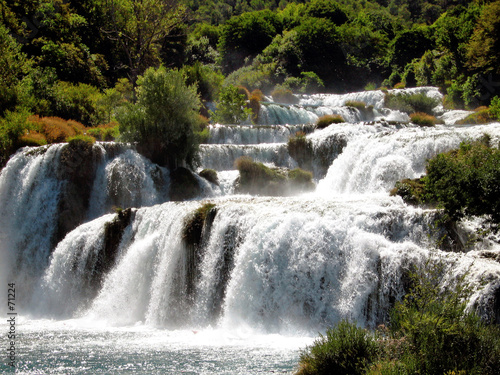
[281,71,325,94]
[218,9,282,73]
[344,101,366,110]
[287,168,315,191]
[287,131,313,169]
[390,177,426,205]
[0,109,34,166]
[224,65,276,92]
[235,155,286,195]
[183,202,216,244]
[425,140,500,227]
[384,92,439,115]
[117,66,201,168]
[51,81,105,126]
[211,85,251,124]
[271,86,299,104]
[100,0,188,83]
[182,62,224,102]
[304,0,348,26]
[390,26,434,69]
[456,107,494,125]
[0,23,32,115]
[410,112,437,127]
[489,96,500,120]
[297,320,378,375]
[234,156,314,196]
[66,134,96,145]
[297,259,500,375]
[386,259,500,375]
[316,115,345,129]
[466,1,500,75]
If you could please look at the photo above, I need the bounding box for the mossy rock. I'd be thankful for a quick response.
[199,168,219,185]
[170,167,201,201]
[234,156,315,196]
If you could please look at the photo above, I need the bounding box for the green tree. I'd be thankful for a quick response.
[0,24,32,115]
[218,9,282,73]
[466,1,500,75]
[117,66,201,168]
[210,84,251,124]
[101,0,188,84]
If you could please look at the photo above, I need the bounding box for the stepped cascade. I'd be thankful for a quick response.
[1,87,500,374]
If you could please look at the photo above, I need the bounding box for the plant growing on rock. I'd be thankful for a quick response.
[288,131,314,170]
[410,112,437,126]
[117,66,201,169]
[316,115,345,129]
[210,84,251,124]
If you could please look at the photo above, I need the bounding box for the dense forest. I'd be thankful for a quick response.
[1,0,500,166]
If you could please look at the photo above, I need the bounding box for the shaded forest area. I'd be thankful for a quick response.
[1,0,500,164]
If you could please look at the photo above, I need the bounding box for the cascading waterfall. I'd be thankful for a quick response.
[1,87,500,373]
[199,143,297,171]
[206,124,315,145]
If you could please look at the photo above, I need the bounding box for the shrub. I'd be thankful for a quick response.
[210,84,252,124]
[364,82,377,91]
[117,66,201,168]
[0,109,34,165]
[248,93,262,124]
[410,112,437,127]
[235,156,315,196]
[344,101,366,111]
[51,81,105,126]
[456,107,494,125]
[199,169,219,185]
[316,114,345,129]
[282,72,325,94]
[297,320,378,375]
[390,178,427,205]
[29,116,85,143]
[19,132,47,147]
[384,92,439,115]
[288,168,315,192]
[387,260,500,375]
[288,131,313,169]
[234,156,286,195]
[489,96,500,120]
[87,122,120,141]
[66,134,96,145]
[425,140,500,227]
[271,86,299,104]
[182,62,224,102]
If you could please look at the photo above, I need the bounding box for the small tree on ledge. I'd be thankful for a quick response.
[117,66,201,169]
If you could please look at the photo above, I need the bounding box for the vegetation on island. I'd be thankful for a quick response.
[391,136,500,230]
[297,259,500,375]
[234,156,315,195]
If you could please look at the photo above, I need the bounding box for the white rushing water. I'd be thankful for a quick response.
[1,87,500,374]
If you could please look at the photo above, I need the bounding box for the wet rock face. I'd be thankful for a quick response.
[56,141,101,245]
[169,167,201,201]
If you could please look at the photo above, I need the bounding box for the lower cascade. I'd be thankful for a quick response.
[2,88,500,374]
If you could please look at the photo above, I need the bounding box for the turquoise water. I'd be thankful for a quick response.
[2,319,312,374]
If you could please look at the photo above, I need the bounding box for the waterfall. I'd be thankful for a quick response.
[317,123,500,194]
[207,124,315,144]
[199,143,297,171]
[22,195,500,333]
[2,87,500,345]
